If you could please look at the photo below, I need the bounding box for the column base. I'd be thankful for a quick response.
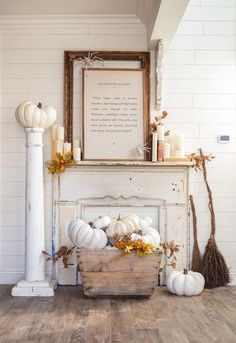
[11,276,57,297]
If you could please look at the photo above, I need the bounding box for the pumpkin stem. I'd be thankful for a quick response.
[138,229,143,236]
[117,214,121,220]
[88,221,94,228]
[37,102,42,109]
[183,268,188,274]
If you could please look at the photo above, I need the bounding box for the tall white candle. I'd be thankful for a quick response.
[73,139,81,148]
[56,126,64,141]
[164,142,170,159]
[51,124,57,140]
[56,140,63,154]
[63,142,71,154]
[157,124,164,141]
[152,132,158,162]
[73,147,81,161]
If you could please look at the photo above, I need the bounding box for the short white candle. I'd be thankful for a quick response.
[63,142,71,154]
[73,147,81,161]
[175,149,185,158]
[164,143,170,159]
[56,140,63,154]
[152,132,158,162]
[73,139,81,149]
[157,124,164,141]
[56,126,64,141]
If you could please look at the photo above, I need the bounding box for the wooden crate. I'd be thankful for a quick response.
[77,248,163,297]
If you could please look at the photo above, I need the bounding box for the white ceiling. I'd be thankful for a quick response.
[0,0,156,16]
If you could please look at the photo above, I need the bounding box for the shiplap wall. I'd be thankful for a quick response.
[162,0,236,283]
[0,0,236,284]
[0,15,147,283]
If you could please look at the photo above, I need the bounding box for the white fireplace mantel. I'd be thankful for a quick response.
[52,162,192,285]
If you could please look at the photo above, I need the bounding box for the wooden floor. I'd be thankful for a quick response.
[0,285,236,343]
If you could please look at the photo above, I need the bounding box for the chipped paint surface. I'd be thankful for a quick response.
[53,164,191,285]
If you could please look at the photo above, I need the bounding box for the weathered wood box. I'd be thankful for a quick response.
[77,248,163,297]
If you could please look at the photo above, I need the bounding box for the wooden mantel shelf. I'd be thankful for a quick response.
[69,160,193,167]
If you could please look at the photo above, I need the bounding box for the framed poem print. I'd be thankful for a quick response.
[82,68,148,160]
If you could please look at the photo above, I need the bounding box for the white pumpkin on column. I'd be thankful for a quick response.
[12,101,57,296]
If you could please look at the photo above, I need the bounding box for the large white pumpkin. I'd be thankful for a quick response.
[15,101,56,130]
[106,214,138,239]
[68,219,107,249]
[139,216,153,230]
[167,269,205,296]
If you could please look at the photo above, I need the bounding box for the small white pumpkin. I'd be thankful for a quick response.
[68,219,107,249]
[141,227,160,247]
[167,269,205,296]
[92,215,111,230]
[139,216,153,230]
[15,101,56,130]
[130,233,154,245]
[106,214,137,239]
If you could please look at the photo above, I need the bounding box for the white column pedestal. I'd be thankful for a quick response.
[12,128,56,296]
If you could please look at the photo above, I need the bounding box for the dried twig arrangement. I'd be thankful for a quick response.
[43,246,75,268]
[189,195,202,273]
[190,148,230,288]
[150,110,168,132]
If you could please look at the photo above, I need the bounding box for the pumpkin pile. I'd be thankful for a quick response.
[68,214,161,255]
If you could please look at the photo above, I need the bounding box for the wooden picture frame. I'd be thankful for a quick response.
[64,50,150,159]
[82,68,147,161]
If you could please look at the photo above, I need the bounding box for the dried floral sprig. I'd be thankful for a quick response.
[150,110,168,132]
[115,235,155,256]
[164,130,170,136]
[42,246,75,268]
[189,149,215,171]
[47,152,75,175]
[160,240,180,268]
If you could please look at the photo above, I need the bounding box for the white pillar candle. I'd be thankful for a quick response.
[175,149,185,158]
[63,142,71,154]
[174,132,184,149]
[56,140,63,154]
[164,142,170,159]
[73,139,81,148]
[157,124,164,141]
[56,126,64,141]
[73,147,81,161]
[152,132,158,162]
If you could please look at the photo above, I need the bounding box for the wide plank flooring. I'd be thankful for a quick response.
[0,285,236,343]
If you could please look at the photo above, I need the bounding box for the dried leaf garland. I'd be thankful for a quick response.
[47,151,75,175]
[161,241,180,268]
[42,246,75,268]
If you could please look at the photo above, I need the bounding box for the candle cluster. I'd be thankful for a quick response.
[51,125,81,162]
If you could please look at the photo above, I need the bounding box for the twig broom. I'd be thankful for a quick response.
[198,149,230,288]
[189,195,202,273]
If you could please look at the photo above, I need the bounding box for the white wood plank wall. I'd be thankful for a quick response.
[160,0,236,284]
[0,0,236,284]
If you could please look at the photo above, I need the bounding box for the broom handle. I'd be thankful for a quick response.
[189,195,198,242]
[199,148,216,239]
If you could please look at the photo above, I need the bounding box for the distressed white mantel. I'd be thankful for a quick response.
[53,161,192,285]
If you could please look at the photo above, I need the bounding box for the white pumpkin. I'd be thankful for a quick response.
[130,233,154,245]
[92,215,111,230]
[68,219,107,249]
[15,101,56,130]
[106,214,137,239]
[141,227,160,247]
[167,269,205,296]
[139,216,153,230]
